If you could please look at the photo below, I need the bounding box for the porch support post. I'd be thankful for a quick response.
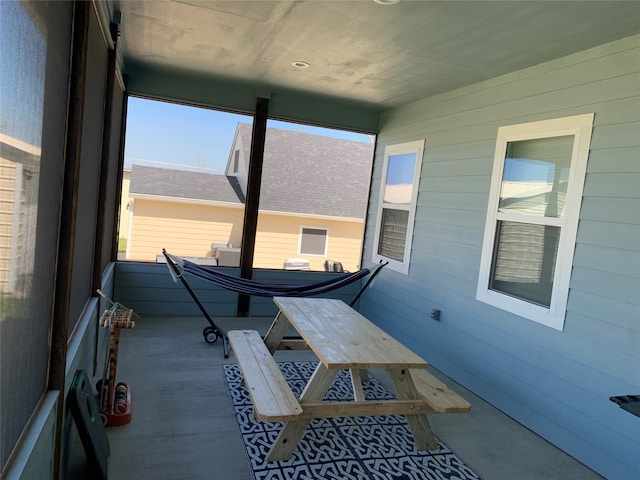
[49,1,90,478]
[237,96,269,316]
[92,22,120,292]
[112,83,128,261]
[92,22,121,377]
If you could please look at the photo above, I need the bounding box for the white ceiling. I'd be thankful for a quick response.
[111,0,640,110]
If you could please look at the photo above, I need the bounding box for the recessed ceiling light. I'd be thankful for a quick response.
[374,0,401,5]
[291,61,310,69]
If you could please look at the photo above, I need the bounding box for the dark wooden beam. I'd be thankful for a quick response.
[93,23,122,378]
[49,1,90,478]
[92,22,119,293]
[237,97,269,316]
[112,82,128,262]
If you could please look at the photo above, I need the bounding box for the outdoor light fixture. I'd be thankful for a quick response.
[291,61,310,69]
[374,0,401,5]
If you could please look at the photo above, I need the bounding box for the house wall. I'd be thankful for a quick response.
[127,198,245,260]
[0,155,18,291]
[360,35,640,479]
[127,197,365,272]
[118,169,131,250]
[255,212,365,271]
[0,137,42,295]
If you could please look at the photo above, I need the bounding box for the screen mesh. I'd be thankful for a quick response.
[0,0,72,468]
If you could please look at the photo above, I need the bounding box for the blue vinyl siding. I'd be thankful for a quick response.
[360,35,640,479]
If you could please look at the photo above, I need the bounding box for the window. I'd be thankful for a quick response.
[232,150,239,173]
[372,140,424,274]
[299,227,328,256]
[477,114,594,330]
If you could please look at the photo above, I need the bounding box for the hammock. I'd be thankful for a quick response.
[162,249,386,357]
[163,250,373,297]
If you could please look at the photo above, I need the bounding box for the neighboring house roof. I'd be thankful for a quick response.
[130,164,244,204]
[129,124,374,219]
[234,123,373,219]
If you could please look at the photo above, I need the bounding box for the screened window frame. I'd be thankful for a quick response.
[372,139,424,275]
[298,226,329,257]
[476,113,594,330]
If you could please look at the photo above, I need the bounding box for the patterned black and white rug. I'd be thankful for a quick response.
[223,361,481,480]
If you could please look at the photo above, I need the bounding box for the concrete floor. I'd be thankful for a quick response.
[66,315,603,480]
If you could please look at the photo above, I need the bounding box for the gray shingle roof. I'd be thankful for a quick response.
[130,165,244,204]
[129,124,374,219]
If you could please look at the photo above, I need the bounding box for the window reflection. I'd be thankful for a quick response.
[383,152,416,204]
[498,136,573,218]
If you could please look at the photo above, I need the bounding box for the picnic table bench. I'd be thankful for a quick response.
[227,330,302,421]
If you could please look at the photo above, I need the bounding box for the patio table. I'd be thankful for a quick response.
[261,296,437,461]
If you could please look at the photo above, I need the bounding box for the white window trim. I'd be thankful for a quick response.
[476,113,594,330]
[372,139,425,275]
[298,225,328,257]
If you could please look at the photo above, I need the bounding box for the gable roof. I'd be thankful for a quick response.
[129,125,374,219]
[130,164,244,205]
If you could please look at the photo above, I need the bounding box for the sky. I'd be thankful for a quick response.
[385,153,416,185]
[124,97,373,173]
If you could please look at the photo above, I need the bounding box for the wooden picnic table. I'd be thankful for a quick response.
[228,296,470,462]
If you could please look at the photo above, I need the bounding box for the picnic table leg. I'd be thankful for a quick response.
[266,364,338,462]
[350,369,366,401]
[389,369,438,451]
[263,310,290,354]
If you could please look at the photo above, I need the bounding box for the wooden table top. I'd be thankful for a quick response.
[273,297,429,370]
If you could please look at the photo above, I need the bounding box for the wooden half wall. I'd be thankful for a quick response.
[113,261,365,318]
